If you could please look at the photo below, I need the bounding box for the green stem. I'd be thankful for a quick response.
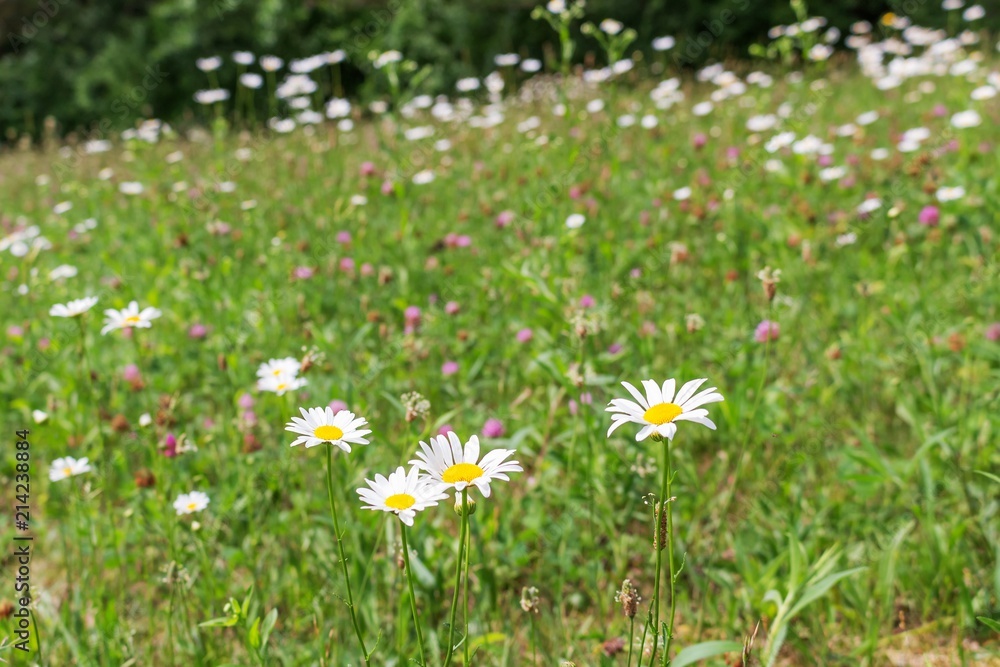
[649,437,670,666]
[326,446,370,666]
[626,615,635,667]
[400,525,427,666]
[443,491,469,667]
[464,500,472,667]
[661,439,677,666]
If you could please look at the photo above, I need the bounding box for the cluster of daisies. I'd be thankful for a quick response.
[47,296,209,516]
[48,296,162,335]
[255,356,307,395]
[284,405,523,525]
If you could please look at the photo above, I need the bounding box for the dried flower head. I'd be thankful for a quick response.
[520,586,541,614]
[757,266,782,302]
[685,313,705,333]
[616,579,640,618]
[402,391,431,422]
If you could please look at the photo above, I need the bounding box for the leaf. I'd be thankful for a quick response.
[974,470,1000,485]
[199,616,238,628]
[789,567,867,618]
[671,640,744,667]
[977,616,1000,633]
[248,616,262,650]
[261,608,278,648]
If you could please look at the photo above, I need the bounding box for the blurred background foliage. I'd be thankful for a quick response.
[0,0,997,137]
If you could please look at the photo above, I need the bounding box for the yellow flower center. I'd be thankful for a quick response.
[272,369,282,376]
[187,502,198,511]
[275,382,287,391]
[384,493,416,510]
[442,462,484,484]
[125,315,142,324]
[314,425,344,441]
[63,467,73,477]
[643,402,683,425]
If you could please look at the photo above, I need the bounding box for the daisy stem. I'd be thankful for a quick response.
[400,525,427,666]
[463,500,472,667]
[325,445,370,666]
[661,439,677,667]
[443,490,469,667]
[648,436,670,667]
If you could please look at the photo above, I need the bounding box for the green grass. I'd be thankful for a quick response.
[1,60,999,666]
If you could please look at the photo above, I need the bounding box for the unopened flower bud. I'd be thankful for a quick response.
[454,495,477,516]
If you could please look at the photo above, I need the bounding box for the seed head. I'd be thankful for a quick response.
[520,586,541,614]
[616,579,640,618]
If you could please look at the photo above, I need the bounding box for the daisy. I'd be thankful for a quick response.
[409,431,522,499]
[285,407,371,451]
[256,357,302,381]
[606,378,724,442]
[173,491,210,516]
[50,296,99,318]
[49,456,91,482]
[100,301,162,335]
[257,375,307,395]
[356,466,448,526]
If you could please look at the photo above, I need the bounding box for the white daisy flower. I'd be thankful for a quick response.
[606,378,724,442]
[409,432,522,499]
[936,186,966,202]
[100,301,162,335]
[173,491,210,516]
[49,456,91,482]
[356,466,448,526]
[50,296,99,318]
[566,213,586,229]
[285,407,371,451]
[257,375,307,396]
[256,357,301,381]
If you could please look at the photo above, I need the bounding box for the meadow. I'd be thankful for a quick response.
[1,5,1000,666]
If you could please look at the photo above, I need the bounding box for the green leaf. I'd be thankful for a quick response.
[248,616,262,650]
[977,616,1000,633]
[199,616,238,628]
[671,640,744,667]
[261,608,278,648]
[974,470,1000,485]
[789,567,867,618]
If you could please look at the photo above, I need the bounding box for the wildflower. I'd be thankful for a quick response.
[616,579,640,618]
[754,320,780,343]
[516,328,533,343]
[410,431,522,499]
[356,466,448,526]
[936,186,966,202]
[600,18,624,35]
[520,586,541,614]
[50,297,98,318]
[49,456,91,482]
[482,418,505,438]
[919,205,940,226]
[442,360,459,376]
[985,323,1000,341]
[566,213,586,229]
[256,357,301,381]
[402,392,431,422]
[685,313,705,333]
[188,323,208,339]
[606,378,724,441]
[101,301,162,335]
[757,266,782,302]
[173,491,210,516]
[285,407,371,452]
[257,375,307,395]
[32,410,48,424]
